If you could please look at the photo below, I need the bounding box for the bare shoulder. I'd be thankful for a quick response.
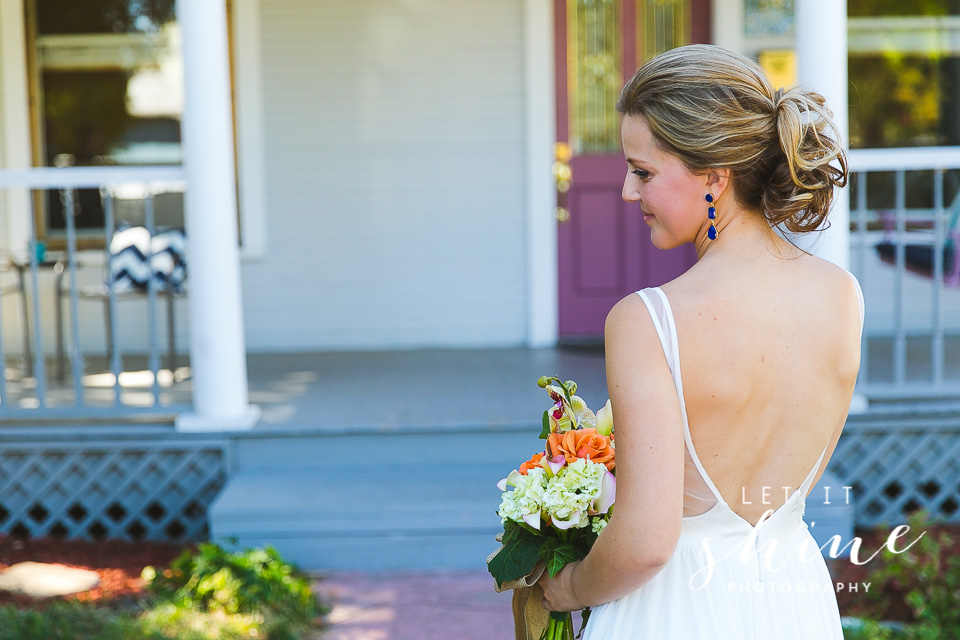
[604,290,657,337]
[794,254,863,322]
[603,290,666,365]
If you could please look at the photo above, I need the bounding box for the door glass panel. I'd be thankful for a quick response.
[638,0,690,64]
[567,0,622,154]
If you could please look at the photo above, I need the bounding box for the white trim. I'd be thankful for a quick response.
[176,404,261,432]
[523,0,558,348]
[849,16,960,55]
[713,0,745,54]
[849,146,960,171]
[233,0,268,261]
[0,166,185,188]
[1,0,34,262]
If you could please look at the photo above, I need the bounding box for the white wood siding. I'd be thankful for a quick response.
[0,8,7,254]
[240,0,528,351]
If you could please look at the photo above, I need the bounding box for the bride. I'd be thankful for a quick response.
[538,45,861,639]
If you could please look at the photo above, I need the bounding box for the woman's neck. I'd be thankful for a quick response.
[693,205,799,263]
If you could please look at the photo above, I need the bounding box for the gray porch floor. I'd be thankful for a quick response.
[244,339,960,431]
[3,337,959,422]
[246,347,608,433]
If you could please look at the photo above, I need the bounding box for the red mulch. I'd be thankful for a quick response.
[826,521,960,623]
[0,535,191,608]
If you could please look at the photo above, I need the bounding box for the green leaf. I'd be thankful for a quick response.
[538,537,558,561]
[576,607,592,639]
[502,520,523,544]
[488,535,542,588]
[548,543,579,577]
[540,410,551,440]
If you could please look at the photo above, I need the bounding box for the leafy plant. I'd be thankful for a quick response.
[842,618,909,640]
[865,510,960,638]
[143,543,324,626]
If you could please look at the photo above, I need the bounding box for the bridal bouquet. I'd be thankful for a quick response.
[487,375,615,640]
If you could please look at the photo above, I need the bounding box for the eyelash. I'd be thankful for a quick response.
[632,169,650,180]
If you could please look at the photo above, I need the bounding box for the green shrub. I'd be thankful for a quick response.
[865,510,960,639]
[0,543,326,640]
[842,618,908,640]
[143,542,323,625]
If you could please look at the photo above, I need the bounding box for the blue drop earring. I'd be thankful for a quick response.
[706,194,717,240]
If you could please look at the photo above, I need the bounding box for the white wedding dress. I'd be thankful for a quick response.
[583,274,864,639]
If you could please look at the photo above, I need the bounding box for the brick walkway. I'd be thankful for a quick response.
[314,571,588,640]
[314,571,515,640]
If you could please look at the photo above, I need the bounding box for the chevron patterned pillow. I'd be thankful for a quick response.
[108,226,187,294]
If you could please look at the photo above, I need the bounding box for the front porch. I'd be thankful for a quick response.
[3,337,959,421]
[2,346,959,571]
[214,348,960,570]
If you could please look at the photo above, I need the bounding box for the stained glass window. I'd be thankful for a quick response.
[567,0,622,154]
[638,0,690,64]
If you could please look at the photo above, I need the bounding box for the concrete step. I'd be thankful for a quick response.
[210,462,506,571]
[230,427,543,471]
[806,471,856,559]
[213,428,862,572]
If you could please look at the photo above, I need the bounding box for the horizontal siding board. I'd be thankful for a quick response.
[240,0,528,350]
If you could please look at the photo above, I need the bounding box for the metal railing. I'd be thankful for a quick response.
[0,167,190,419]
[848,147,960,398]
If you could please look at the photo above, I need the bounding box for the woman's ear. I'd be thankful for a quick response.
[705,168,730,201]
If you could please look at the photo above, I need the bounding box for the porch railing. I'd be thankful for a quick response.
[0,167,191,420]
[848,147,960,399]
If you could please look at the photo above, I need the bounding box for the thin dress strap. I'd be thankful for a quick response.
[635,284,844,518]
[650,288,726,504]
[800,441,830,499]
[844,268,866,336]
[636,288,725,514]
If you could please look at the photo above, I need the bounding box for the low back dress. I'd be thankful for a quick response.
[582,271,865,640]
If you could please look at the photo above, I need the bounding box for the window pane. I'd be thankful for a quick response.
[30,0,183,234]
[849,0,960,148]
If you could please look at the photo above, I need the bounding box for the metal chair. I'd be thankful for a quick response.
[54,226,187,382]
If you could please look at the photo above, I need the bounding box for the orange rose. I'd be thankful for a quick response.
[546,428,615,471]
[519,452,544,475]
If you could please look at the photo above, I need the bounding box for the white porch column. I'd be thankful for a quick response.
[1,0,34,263]
[797,1,867,414]
[523,0,558,347]
[796,0,850,270]
[175,0,260,431]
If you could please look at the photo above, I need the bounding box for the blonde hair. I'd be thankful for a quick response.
[616,44,847,234]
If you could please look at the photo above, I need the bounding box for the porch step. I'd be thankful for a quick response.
[805,471,856,559]
[209,463,505,571]
[229,427,542,471]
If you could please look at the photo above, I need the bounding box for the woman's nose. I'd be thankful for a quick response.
[622,177,640,202]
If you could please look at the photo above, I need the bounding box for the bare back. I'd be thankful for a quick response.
[661,252,863,525]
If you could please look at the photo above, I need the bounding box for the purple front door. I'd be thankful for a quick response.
[555,0,710,340]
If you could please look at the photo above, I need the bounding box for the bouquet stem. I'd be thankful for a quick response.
[542,611,574,640]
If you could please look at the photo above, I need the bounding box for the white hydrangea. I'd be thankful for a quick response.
[498,457,615,531]
[591,517,608,534]
[498,467,548,525]
[542,458,607,528]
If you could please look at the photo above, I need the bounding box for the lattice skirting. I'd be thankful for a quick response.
[0,438,227,541]
[830,410,960,528]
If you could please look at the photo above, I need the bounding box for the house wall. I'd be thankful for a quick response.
[0,8,6,254]
[239,0,528,351]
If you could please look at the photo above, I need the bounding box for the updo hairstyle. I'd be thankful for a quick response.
[616,44,847,234]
